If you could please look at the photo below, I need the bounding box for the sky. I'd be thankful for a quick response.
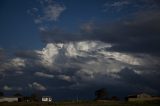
[0,0,160,100]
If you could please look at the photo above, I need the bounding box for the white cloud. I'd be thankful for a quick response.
[43,4,66,21]
[35,40,159,76]
[0,57,25,72]
[104,1,130,12]
[35,40,160,89]
[3,85,22,91]
[10,58,26,68]
[35,72,54,78]
[98,50,143,65]
[103,0,159,12]
[29,82,46,91]
[58,75,72,82]
[36,41,112,68]
[35,41,148,86]
[1,41,159,89]
[29,0,66,23]
[105,1,130,7]
[15,71,23,74]
[1,40,159,92]
[3,85,12,91]
[36,43,59,67]
[41,41,108,56]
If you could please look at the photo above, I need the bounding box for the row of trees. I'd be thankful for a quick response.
[1,88,117,101]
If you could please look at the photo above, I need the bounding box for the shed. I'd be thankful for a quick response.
[0,97,19,102]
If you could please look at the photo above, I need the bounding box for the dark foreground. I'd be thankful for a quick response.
[0,101,160,106]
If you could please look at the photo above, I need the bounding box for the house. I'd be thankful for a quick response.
[126,93,160,101]
[42,96,52,102]
[0,96,19,102]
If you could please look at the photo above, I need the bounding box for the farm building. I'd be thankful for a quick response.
[42,96,52,102]
[0,96,20,102]
[126,93,160,101]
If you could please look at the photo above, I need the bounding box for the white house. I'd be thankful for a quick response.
[42,96,52,102]
[0,97,18,102]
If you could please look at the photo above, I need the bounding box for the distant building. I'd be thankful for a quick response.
[42,96,52,102]
[126,93,160,101]
[0,96,20,102]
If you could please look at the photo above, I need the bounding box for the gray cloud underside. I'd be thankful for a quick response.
[0,41,160,97]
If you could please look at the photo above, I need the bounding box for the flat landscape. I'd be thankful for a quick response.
[0,101,160,106]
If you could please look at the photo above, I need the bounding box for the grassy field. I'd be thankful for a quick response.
[0,101,160,106]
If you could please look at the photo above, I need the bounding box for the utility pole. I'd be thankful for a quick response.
[76,95,79,103]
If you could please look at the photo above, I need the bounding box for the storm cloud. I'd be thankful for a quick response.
[1,41,160,98]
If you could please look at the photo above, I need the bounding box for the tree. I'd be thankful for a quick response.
[31,93,39,102]
[95,88,108,100]
[111,96,119,101]
[0,91,4,97]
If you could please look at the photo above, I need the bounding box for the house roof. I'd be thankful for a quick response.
[42,96,52,98]
[126,93,151,98]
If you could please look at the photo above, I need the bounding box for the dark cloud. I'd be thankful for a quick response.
[40,10,160,56]
[107,11,160,54]
[14,50,39,59]
[0,48,6,61]
[118,67,160,94]
[0,44,160,99]
[118,67,147,86]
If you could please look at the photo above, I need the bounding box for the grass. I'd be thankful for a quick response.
[0,101,160,106]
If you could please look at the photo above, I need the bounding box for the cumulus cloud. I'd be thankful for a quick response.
[104,1,130,9]
[0,57,26,72]
[26,41,158,94]
[3,85,12,91]
[36,43,59,67]
[3,85,22,91]
[36,41,159,70]
[35,72,54,78]
[0,40,160,97]
[57,75,72,82]
[28,0,66,24]
[10,58,26,68]
[36,41,112,68]
[103,0,160,12]
[29,82,46,91]
[43,3,66,21]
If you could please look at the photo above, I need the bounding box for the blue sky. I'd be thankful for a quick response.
[0,0,160,100]
[0,0,40,49]
[0,0,139,49]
